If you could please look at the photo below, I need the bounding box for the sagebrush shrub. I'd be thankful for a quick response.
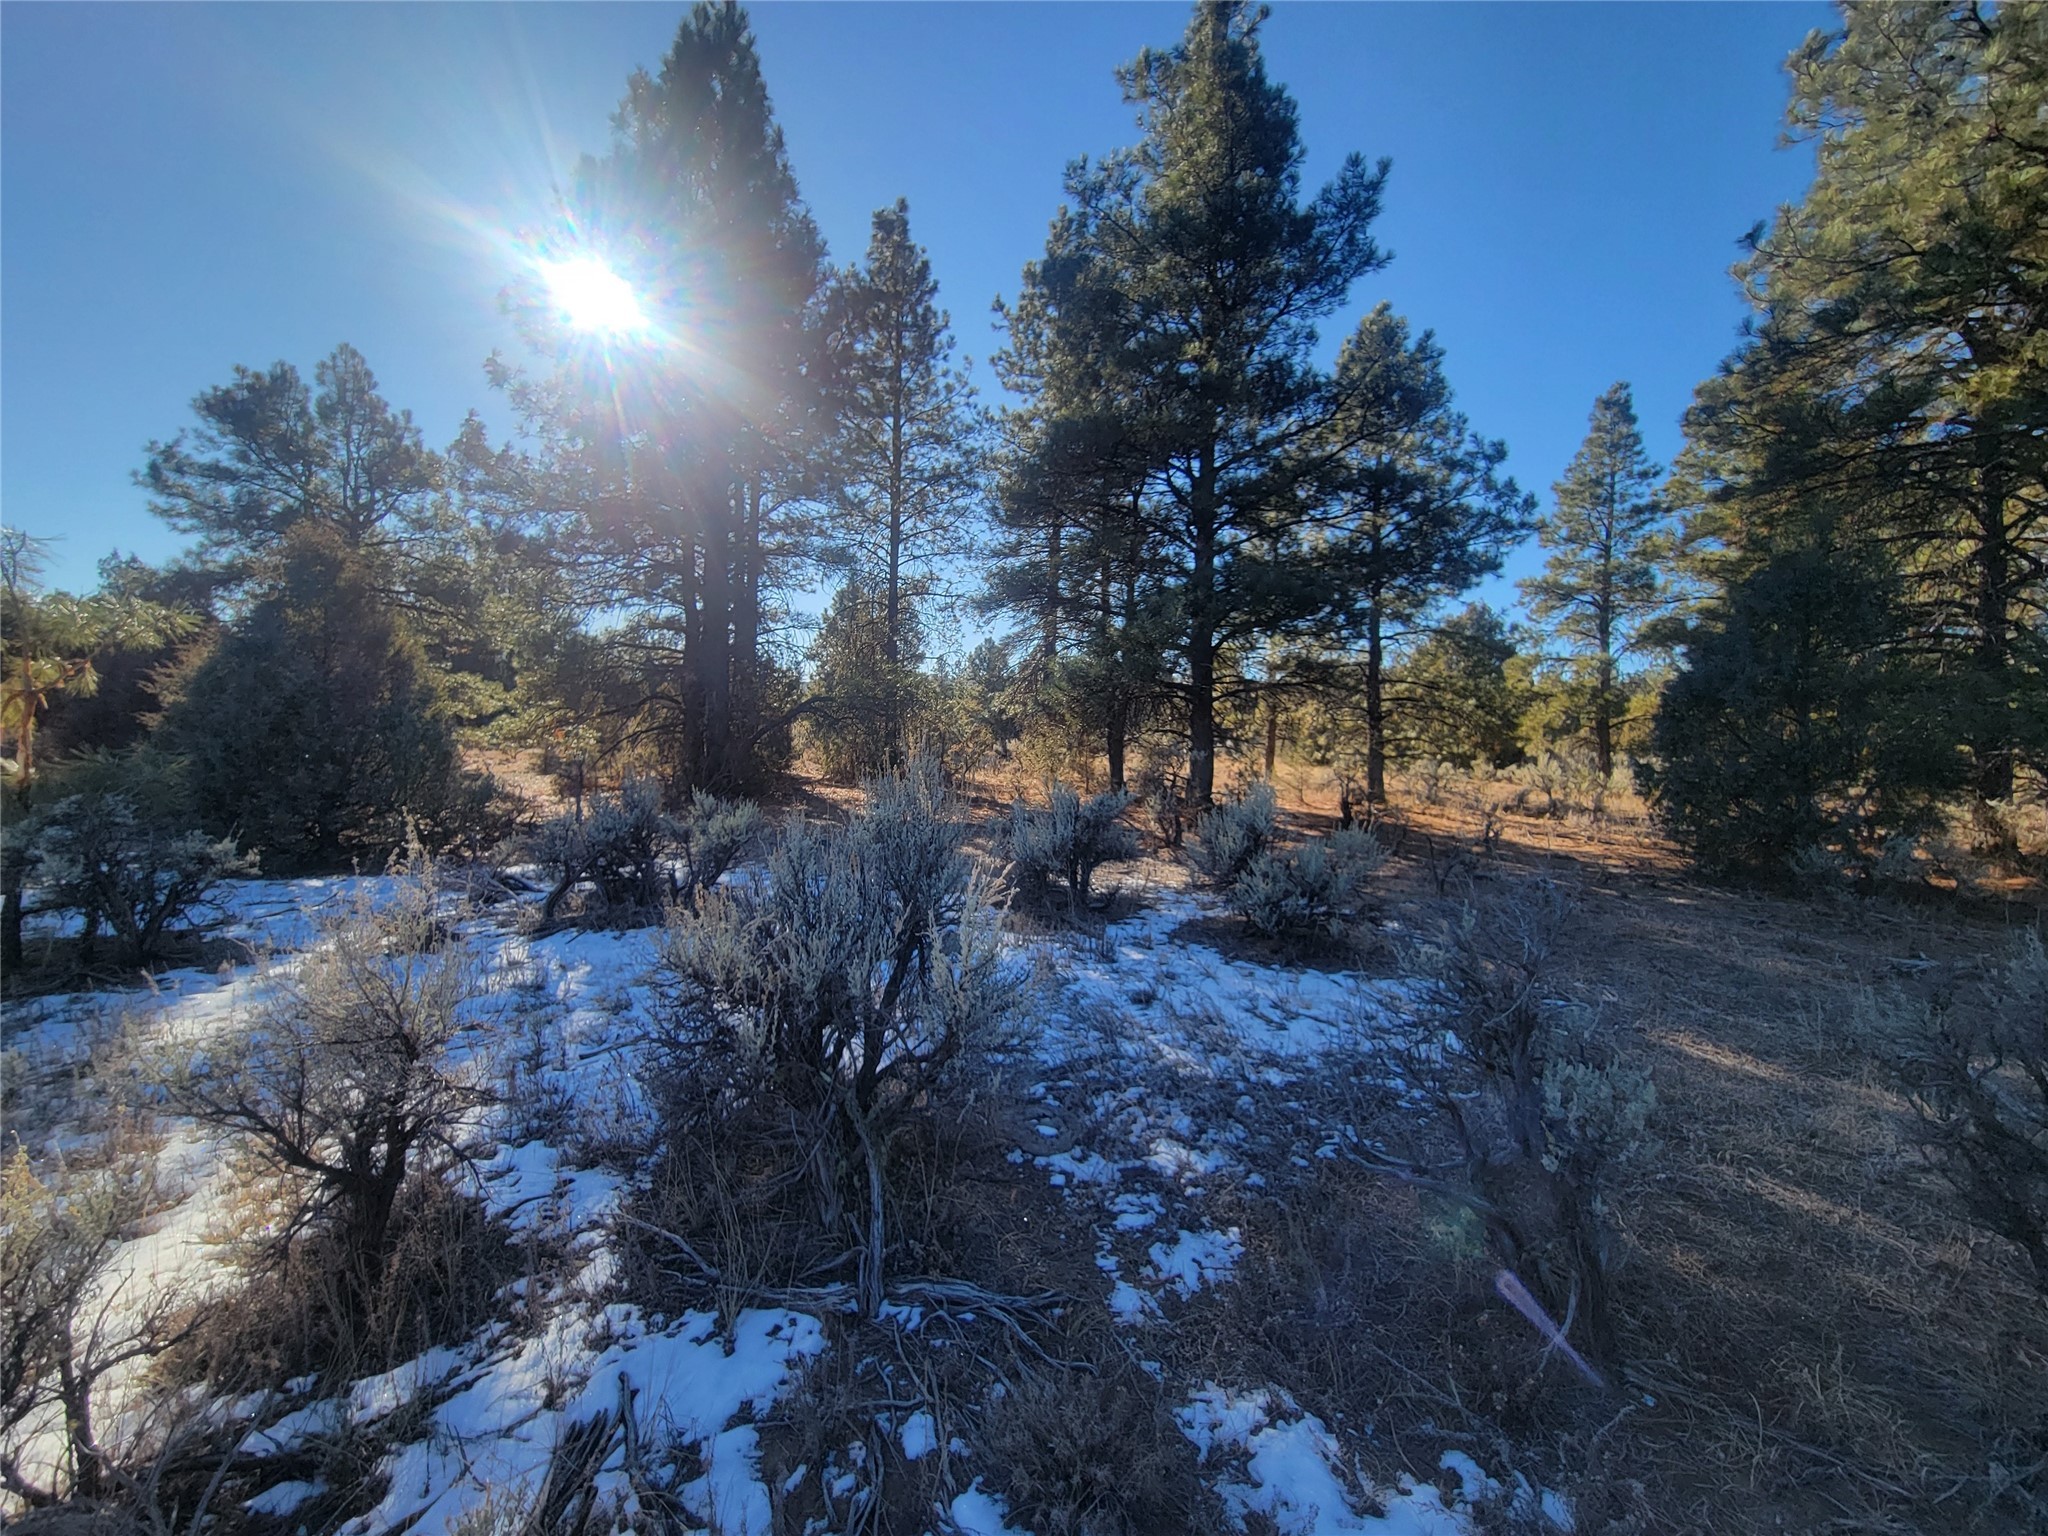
[1404,885,1654,1358]
[25,749,255,968]
[0,1135,187,1507]
[1506,749,1605,819]
[1189,782,1278,886]
[1411,757,1455,806]
[1887,930,2048,1290]
[164,872,493,1348]
[670,788,762,907]
[1005,783,1140,912]
[657,757,1009,1314]
[533,779,758,925]
[1230,827,1382,943]
[32,801,252,970]
[1135,763,1185,850]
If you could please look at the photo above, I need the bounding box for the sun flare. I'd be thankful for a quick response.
[537,255,650,337]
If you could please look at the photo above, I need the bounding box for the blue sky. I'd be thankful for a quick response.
[2,2,1831,605]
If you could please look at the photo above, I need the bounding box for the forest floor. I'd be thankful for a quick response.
[1,758,2042,1536]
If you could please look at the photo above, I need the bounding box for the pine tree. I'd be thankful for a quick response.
[1395,603,1531,772]
[153,526,491,871]
[1644,547,1964,875]
[137,344,522,727]
[505,1,830,794]
[987,209,1173,788]
[1008,0,1390,806]
[1520,383,1671,778]
[1680,1,2048,801]
[825,199,981,765]
[1326,305,1533,802]
[804,578,924,782]
[140,343,442,578]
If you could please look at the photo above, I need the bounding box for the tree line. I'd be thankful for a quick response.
[3,0,2042,917]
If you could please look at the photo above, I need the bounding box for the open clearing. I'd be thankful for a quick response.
[3,768,2043,1536]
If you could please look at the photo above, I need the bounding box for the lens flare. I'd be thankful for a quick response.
[537,255,649,336]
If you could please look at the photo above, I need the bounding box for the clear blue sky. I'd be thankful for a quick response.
[3,1,1831,602]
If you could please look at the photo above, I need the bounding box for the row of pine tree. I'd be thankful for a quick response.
[4,1,2042,894]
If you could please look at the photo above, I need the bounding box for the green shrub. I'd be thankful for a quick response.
[1641,550,1964,877]
[154,527,500,872]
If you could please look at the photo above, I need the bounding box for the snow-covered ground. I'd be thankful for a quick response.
[2,873,1571,1535]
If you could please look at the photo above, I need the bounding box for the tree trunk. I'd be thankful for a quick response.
[732,471,763,785]
[346,1158,409,1327]
[1041,522,1062,666]
[1592,676,1614,779]
[1589,536,1622,782]
[701,497,735,790]
[1,875,23,977]
[885,349,907,765]
[1365,607,1388,805]
[57,1344,102,1502]
[678,513,708,791]
[1187,453,1219,808]
[1972,456,2015,801]
[1107,709,1127,793]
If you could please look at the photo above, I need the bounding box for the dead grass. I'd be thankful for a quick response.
[1294,761,2048,1533]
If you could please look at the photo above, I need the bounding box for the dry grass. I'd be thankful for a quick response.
[1276,761,2048,1532]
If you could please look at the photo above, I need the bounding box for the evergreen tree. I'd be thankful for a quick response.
[138,344,518,727]
[153,526,492,871]
[987,212,1175,789]
[1520,382,1671,777]
[1325,306,1533,802]
[505,1,830,794]
[1008,0,1390,806]
[825,199,981,765]
[1394,604,1531,771]
[1681,1,2048,801]
[140,343,443,578]
[803,577,928,783]
[1644,546,1964,876]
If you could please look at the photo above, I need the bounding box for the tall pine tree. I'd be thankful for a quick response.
[1521,382,1671,777]
[1325,305,1533,802]
[505,1,829,793]
[1006,0,1389,805]
[824,199,980,765]
[1680,1,2048,800]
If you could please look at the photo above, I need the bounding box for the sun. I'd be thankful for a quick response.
[537,255,650,337]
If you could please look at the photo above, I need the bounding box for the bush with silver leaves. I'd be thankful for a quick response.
[657,757,1010,1315]
[533,778,759,925]
[1229,827,1383,943]
[1005,783,1140,913]
[1189,781,1278,887]
[30,777,253,969]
